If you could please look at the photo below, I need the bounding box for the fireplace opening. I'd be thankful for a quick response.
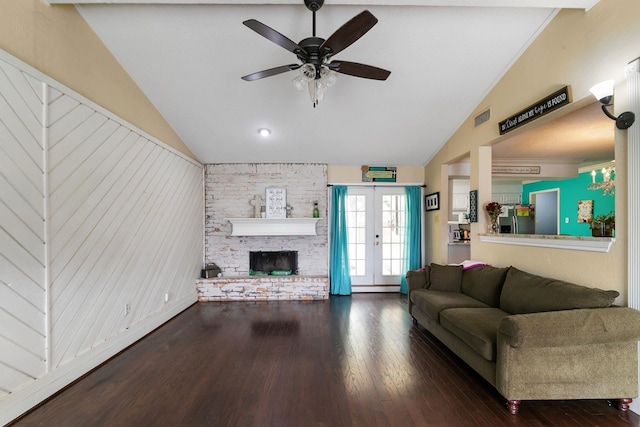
[250,251,298,275]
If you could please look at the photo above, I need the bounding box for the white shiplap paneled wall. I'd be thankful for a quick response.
[0,53,47,401]
[0,49,203,424]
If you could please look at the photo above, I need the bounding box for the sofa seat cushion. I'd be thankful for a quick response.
[410,289,489,322]
[440,308,510,361]
[500,267,620,314]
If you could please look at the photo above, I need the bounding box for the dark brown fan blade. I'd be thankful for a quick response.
[328,61,390,80]
[320,11,378,57]
[243,19,306,58]
[241,64,301,81]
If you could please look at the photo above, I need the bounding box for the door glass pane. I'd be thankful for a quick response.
[346,195,367,276]
[381,194,406,276]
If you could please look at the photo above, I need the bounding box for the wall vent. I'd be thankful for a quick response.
[474,108,491,128]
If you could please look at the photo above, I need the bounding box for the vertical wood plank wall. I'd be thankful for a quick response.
[0,49,204,424]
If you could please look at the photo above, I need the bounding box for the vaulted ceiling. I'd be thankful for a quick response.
[49,0,605,166]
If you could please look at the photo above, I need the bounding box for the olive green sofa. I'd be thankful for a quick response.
[407,263,640,414]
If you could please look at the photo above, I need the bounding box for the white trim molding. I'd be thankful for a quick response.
[625,57,640,415]
[226,218,320,236]
[478,234,614,252]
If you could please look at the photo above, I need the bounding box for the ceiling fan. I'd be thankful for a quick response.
[241,0,391,106]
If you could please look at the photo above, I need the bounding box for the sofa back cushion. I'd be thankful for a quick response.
[461,266,510,307]
[500,267,619,314]
[429,263,463,292]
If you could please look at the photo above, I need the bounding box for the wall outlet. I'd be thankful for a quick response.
[124,303,131,316]
[565,217,569,224]
[164,293,170,303]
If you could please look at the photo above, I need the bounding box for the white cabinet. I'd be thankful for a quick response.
[504,193,522,204]
[493,193,522,204]
[492,182,522,205]
[452,193,469,210]
[451,179,470,212]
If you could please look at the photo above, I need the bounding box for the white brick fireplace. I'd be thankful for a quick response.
[199,163,329,300]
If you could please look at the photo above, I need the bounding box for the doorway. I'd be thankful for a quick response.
[530,189,559,235]
[345,187,406,292]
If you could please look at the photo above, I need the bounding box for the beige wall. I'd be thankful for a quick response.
[424,0,640,301]
[0,0,194,159]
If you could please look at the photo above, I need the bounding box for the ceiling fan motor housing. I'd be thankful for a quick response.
[298,37,327,78]
[304,0,324,12]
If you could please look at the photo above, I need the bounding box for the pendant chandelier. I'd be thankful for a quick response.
[588,166,615,196]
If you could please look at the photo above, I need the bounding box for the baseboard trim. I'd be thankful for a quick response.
[0,294,196,426]
[352,286,400,293]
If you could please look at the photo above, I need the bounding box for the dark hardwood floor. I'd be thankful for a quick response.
[12,294,640,426]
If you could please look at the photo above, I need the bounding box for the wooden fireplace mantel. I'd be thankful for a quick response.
[225,218,320,236]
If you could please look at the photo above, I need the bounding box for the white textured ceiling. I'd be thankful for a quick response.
[66,1,604,165]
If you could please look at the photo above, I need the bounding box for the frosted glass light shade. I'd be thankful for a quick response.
[292,64,337,105]
[590,80,615,103]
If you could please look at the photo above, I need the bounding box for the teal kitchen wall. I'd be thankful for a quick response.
[522,171,615,236]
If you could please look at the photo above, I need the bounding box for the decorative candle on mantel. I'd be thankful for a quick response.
[592,170,596,183]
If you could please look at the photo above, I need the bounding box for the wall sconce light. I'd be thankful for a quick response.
[589,80,635,129]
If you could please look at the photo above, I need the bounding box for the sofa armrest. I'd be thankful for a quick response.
[498,307,640,348]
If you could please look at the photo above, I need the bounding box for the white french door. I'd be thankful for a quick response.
[346,187,407,292]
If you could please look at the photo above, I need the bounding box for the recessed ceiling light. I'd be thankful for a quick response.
[258,128,271,137]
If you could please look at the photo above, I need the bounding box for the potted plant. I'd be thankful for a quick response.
[590,212,615,237]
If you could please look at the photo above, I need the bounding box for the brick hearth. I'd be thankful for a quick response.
[197,276,329,301]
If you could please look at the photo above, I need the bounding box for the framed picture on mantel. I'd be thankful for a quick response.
[265,187,287,218]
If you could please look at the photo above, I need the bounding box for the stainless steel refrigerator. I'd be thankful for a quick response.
[498,204,535,234]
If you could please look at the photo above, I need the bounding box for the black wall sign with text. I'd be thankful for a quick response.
[499,86,572,135]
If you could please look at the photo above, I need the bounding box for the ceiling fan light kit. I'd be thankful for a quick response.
[241,0,391,107]
[292,64,337,104]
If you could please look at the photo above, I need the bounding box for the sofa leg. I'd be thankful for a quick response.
[411,316,417,325]
[617,398,632,411]
[507,400,521,415]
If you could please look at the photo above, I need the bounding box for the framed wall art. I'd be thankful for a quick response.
[265,187,287,218]
[425,192,440,211]
[469,190,478,222]
[577,200,593,223]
